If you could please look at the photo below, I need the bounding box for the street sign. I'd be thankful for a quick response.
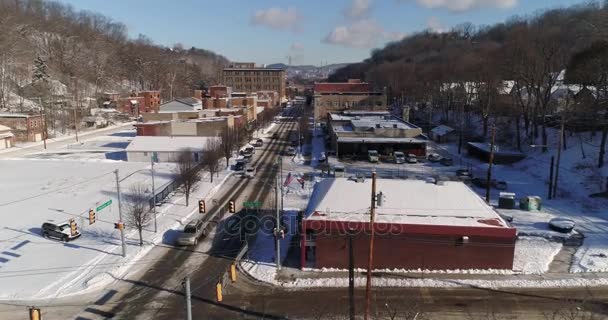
[96,199,112,212]
[243,201,261,208]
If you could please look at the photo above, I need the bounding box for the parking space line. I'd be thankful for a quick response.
[2,251,20,258]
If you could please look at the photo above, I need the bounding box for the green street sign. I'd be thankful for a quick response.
[243,201,261,208]
[96,199,113,212]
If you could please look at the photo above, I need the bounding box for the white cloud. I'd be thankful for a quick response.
[426,16,448,33]
[323,19,406,48]
[251,7,302,32]
[290,42,304,51]
[345,0,372,19]
[403,0,517,12]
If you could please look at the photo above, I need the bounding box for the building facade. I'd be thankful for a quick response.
[135,116,235,137]
[301,178,517,270]
[313,79,387,121]
[0,113,45,142]
[222,63,286,99]
[0,125,15,149]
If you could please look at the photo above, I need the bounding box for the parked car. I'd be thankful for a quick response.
[255,138,263,147]
[286,147,296,156]
[394,151,406,164]
[234,160,246,172]
[41,222,80,242]
[440,157,454,166]
[318,152,327,163]
[428,153,442,162]
[244,165,257,178]
[242,153,253,162]
[406,154,418,164]
[176,219,205,246]
[368,150,379,163]
[456,168,472,177]
[472,178,508,190]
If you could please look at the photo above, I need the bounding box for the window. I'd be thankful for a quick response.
[143,152,148,156]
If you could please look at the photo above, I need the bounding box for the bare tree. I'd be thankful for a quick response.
[176,148,202,206]
[124,183,154,246]
[220,127,236,167]
[202,138,222,183]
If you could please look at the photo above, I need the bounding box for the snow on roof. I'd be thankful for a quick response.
[431,125,455,136]
[125,136,218,153]
[0,125,12,132]
[305,178,510,229]
[336,136,426,144]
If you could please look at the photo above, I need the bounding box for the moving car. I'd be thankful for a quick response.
[394,151,406,164]
[428,153,442,162]
[244,165,257,178]
[406,154,418,164]
[368,150,379,163]
[176,219,205,246]
[41,222,80,242]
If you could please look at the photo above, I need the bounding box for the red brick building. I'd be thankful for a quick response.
[301,178,516,270]
[0,113,45,142]
[117,91,161,116]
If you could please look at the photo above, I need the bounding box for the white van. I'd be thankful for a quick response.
[394,152,405,164]
[368,150,379,163]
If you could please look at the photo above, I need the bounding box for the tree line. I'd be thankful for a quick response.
[0,0,228,111]
[330,1,608,167]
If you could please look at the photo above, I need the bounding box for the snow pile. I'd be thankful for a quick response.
[571,235,608,273]
[513,237,562,274]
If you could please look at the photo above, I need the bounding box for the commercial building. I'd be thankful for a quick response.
[125,136,218,163]
[159,98,203,113]
[0,125,15,149]
[222,63,286,99]
[135,116,235,137]
[327,111,426,158]
[301,178,517,270]
[0,113,45,142]
[313,79,387,121]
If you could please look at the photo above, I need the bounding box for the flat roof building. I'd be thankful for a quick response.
[313,79,387,121]
[301,178,517,270]
[222,63,286,100]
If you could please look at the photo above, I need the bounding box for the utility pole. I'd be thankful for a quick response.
[275,173,281,270]
[279,156,284,215]
[151,157,157,233]
[553,119,565,198]
[71,76,79,142]
[183,276,192,320]
[114,169,127,257]
[37,97,47,150]
[365,172,377,320]
[548,156,555,200]
[485,126,496,203]
[348,231,355,320]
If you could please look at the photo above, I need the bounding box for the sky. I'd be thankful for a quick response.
[56,0,586,66]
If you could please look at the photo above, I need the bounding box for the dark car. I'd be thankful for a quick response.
[42,222,80,242]
[272,132,279,139]
[234,160,246,172]
[440,157,454,166]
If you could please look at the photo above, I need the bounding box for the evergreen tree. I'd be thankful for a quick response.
[32,56,49,83]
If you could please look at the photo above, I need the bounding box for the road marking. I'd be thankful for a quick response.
[420,287,434,304]
[1,251,20,258]
[95,289,118,305]
[10,240,30,250]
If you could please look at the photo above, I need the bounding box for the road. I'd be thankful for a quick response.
[3,107,608,320]
[0,122,134,159]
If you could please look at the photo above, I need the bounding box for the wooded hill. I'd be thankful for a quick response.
[330,1,608,167]
[0,0,228,109]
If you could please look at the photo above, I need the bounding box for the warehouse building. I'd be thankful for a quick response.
[301,178,516,270]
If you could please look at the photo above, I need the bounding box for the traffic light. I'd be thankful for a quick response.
[88,209,96,225]
[69,219,77,236]
[228,200,235,213]
[29,307,41,320]
[198,200,206,214]
[114,222,124,230]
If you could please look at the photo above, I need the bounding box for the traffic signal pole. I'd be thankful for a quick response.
[151,159,157,233]
[275,174,281,270]
[114,169,127,258]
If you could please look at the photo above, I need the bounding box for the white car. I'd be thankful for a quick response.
[368,150,379,163]
[394,152,405,164]
[406,154,418,164]
[244,166,256,178]
[428,153,442,162]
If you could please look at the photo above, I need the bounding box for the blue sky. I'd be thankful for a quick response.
[57,0,586,66]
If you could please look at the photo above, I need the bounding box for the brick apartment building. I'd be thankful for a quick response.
[313,79,387,121]
[117,90,161,116]
[222,63,286,99]
[0,113,45,142]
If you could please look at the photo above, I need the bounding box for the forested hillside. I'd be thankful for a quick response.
[0,0,228,109]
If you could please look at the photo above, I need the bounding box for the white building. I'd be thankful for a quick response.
[125,136,218,163]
